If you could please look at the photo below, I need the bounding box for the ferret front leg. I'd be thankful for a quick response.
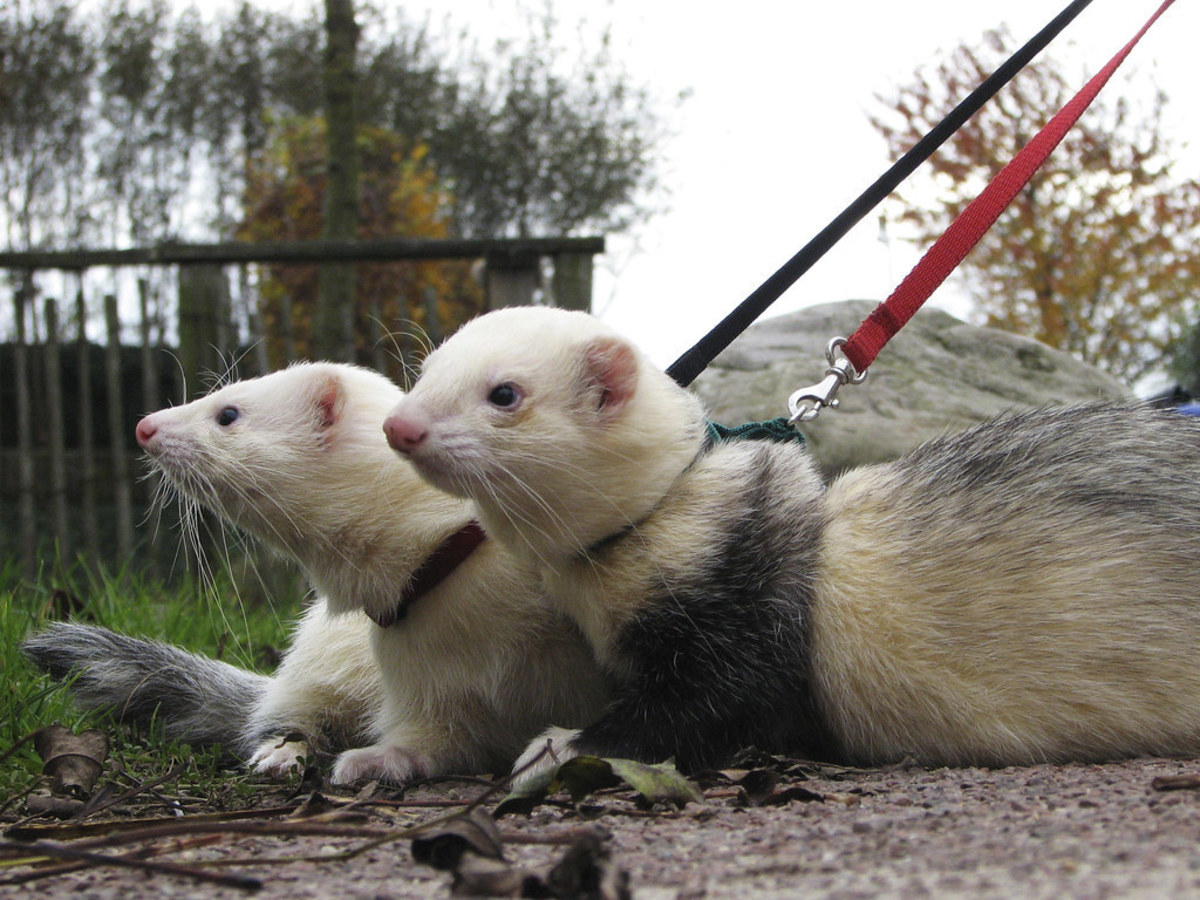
[533,596,820,775]
[330,739,437,786]
[511,726,584,785]
[247,736,312,777]
[328,691,450,786]
[243,603,382,777]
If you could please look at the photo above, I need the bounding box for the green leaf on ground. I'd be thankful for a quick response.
[495,756,703,816]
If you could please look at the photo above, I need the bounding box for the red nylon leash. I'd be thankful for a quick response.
[667,0,1097,389]
[789,0,1177,423]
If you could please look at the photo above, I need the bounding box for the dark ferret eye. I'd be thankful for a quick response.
[487,383,521,409]
[216,406,240,427]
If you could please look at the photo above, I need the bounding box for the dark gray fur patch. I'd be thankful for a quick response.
[892,403,1200,538]
[574,443,830,772]
[567,404,1200,772]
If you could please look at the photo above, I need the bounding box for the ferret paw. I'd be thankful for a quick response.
[330,744,435,786]
[247,738,310,778]
[511,726,582,787]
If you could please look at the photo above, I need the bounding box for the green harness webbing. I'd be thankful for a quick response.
[705,417,805,447]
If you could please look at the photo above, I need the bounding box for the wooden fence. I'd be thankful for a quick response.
[0,236,603,586]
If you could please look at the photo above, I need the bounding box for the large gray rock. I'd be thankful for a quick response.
[692,299,1132,474]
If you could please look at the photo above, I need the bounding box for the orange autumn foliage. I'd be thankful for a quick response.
[237,117,484,381]
[871,28,1200,384]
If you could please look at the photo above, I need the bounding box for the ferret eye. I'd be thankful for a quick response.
[487,383,521,409]
[216,406,240,427]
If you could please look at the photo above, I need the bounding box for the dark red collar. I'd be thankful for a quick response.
[367,521,487,628]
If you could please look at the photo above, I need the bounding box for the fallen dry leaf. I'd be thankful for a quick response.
[411,810,630,899]
[496,756,703,816]
[411,806,505,870]
[32,724,108,799]
[544,828,630,900]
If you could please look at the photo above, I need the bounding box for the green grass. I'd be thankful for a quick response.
[1,555,304,812]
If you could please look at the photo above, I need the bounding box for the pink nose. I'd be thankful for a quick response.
[383,413,428,454]
[135,416,159,448]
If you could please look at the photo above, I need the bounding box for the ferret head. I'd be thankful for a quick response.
[383,307,707,563]
[136,362,466,608]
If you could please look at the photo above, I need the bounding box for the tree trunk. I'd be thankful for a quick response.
[315,0,360,362]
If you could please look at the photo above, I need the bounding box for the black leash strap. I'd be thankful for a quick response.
[665,0,1096,388]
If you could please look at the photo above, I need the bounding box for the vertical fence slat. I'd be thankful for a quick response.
[551,253,594,312]
[368,295,386,373]
[75,285,100,570]
[484,253,541,311]
[104,294,134,564]
[422,285,443,346]
[394,294,416,385]
[137,276,162,568]
[215,269,231,375]
[279,293,298,364]
[243,264,270,376]
[44,297,69,568]
[139,276,158,413]
[13,282,36,580]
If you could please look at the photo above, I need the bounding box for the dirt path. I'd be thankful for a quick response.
[8,756,1200,899]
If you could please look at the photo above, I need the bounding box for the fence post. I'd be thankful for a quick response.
[139,277,159,413]
[177,264,231,397]
[241,264,271,376]
[13,281,36,580]
[104,295,134,564]
[551,253,594,312]
[44,298,69,569]
[368,294,387,373]
[422,286,443,347]
[484,250,541,310]
[137,278,164,570]
[75,286,99,570]
[278,291,298,364]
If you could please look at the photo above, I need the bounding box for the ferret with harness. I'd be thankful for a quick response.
[383,306,1200,780]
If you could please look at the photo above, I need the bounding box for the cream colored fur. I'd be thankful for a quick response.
[139,362,606,784]
[397,308,705,575]
[247,603,382,774]
[512,441,823,782]
[812,464,1200,766]
[388,308,707,655]
[389,305,1200,779]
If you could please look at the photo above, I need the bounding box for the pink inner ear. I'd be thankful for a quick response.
[585,338,639,413]
[316,377,342,429]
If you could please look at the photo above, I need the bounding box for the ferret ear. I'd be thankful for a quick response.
[582,337,639,416]
[312,373,345,430]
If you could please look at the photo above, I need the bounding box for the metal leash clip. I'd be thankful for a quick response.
[787,337,868,425]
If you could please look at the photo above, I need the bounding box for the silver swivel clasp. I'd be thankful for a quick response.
[787,337,868,425]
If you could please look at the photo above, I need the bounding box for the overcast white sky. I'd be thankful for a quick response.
[397,0,1196,368]
[194,0,1196,370]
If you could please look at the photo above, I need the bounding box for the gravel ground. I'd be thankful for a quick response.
[7,756,1200,899]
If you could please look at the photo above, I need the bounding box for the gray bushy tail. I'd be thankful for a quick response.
[21,622,267,759]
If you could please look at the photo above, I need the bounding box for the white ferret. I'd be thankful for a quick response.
[23,362,607,785]
[383,305,1200,780]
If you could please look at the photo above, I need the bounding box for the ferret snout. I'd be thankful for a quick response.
[135,415,160,450]
[383,406,430,455]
